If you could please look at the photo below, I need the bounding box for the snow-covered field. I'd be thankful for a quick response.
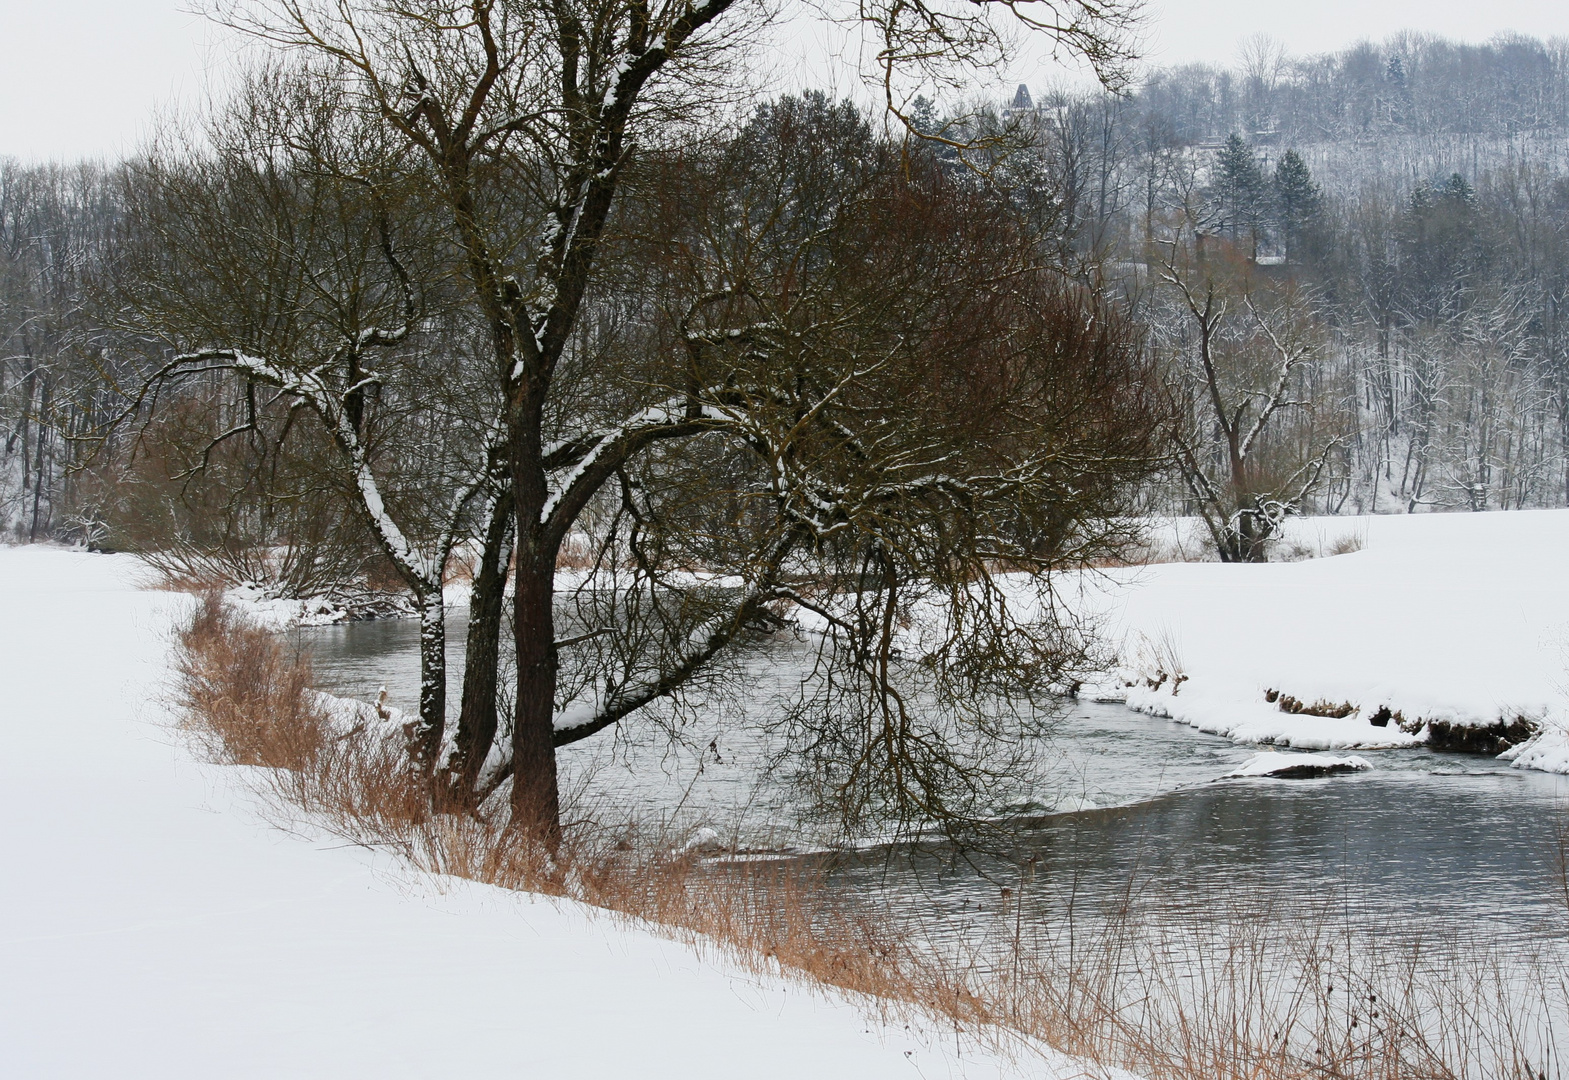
[1079,509,1569,771]
[0,547,1096,1080]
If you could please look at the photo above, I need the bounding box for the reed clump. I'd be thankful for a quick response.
[177,592,326,770]
[175,595,1569,1080]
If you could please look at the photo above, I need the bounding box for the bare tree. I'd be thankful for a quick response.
[85,379,388,604]
[473,94,1166,840]
[206,0,1145,845]
[1236,32,1285,132]
[1154,231,1339,561]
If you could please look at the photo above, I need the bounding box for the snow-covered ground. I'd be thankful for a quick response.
[1078,510,1569,771]
[0,546,1108,1080]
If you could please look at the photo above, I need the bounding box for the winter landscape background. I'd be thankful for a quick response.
[7,1,1569,1077]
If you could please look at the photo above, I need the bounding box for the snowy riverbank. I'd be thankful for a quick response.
[8,512,1567,1074]
[0,547,1099,1080]
[1077,509,1569,772]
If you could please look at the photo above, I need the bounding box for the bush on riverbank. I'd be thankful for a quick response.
[176,597,1569,1080]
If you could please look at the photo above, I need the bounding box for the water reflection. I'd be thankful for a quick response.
[833,765,1569,944]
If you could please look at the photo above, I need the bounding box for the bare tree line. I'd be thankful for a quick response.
[13,30,1569,555]
[0,161,126,544]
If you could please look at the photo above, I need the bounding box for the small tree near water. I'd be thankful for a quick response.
[1154,230,1341,562]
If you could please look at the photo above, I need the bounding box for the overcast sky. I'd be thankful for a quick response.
[3,0,1569,161]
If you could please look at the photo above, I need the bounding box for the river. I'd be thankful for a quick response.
[298,611,1569,944]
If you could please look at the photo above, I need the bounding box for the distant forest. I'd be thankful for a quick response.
[982,32,1569,521]
[1148,33,1569,144]
[6,32,1569,549]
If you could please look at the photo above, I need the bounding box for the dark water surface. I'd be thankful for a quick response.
[300,613,1569,938]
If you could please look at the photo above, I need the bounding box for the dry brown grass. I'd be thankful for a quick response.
[987,885,1569,1080]
[175,595,934,1000]
[175,595,1569,1080]
[159,565,237,596]
[1264,688,1359,719]
[178,593,327,769]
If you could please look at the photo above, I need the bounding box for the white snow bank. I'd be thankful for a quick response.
[1222,751,1372,779]
[0,546,1119,1080]
[225,580,421,629]
[1118,681,1422,751]
[1075,509,1569,769]
[1501,727,1569,774]
[226,581,355,628]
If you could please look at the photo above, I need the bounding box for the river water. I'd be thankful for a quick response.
[298,612,1569,943]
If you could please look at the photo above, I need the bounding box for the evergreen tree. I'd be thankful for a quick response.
[909,95,940,136]
[1400,172,1485,321]
[1214,132,1265,254]
[1273,149,1322,265]
[1441,172,1475,204]
[1384,53,1412,126]
[1385,53,1406,87]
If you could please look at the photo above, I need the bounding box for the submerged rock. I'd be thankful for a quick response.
[1222,751,1373,780]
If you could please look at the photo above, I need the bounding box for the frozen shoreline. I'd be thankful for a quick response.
[1074,510,1569,774]
[236,509,1569,781]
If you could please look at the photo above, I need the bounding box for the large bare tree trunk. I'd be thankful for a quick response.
[510,554,561,847]
[414,590,447,769]
[509,424,561,846]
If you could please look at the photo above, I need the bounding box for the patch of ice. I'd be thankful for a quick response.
[682,826,724,853]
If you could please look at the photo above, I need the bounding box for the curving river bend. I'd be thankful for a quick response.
[298,612,1569,943]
